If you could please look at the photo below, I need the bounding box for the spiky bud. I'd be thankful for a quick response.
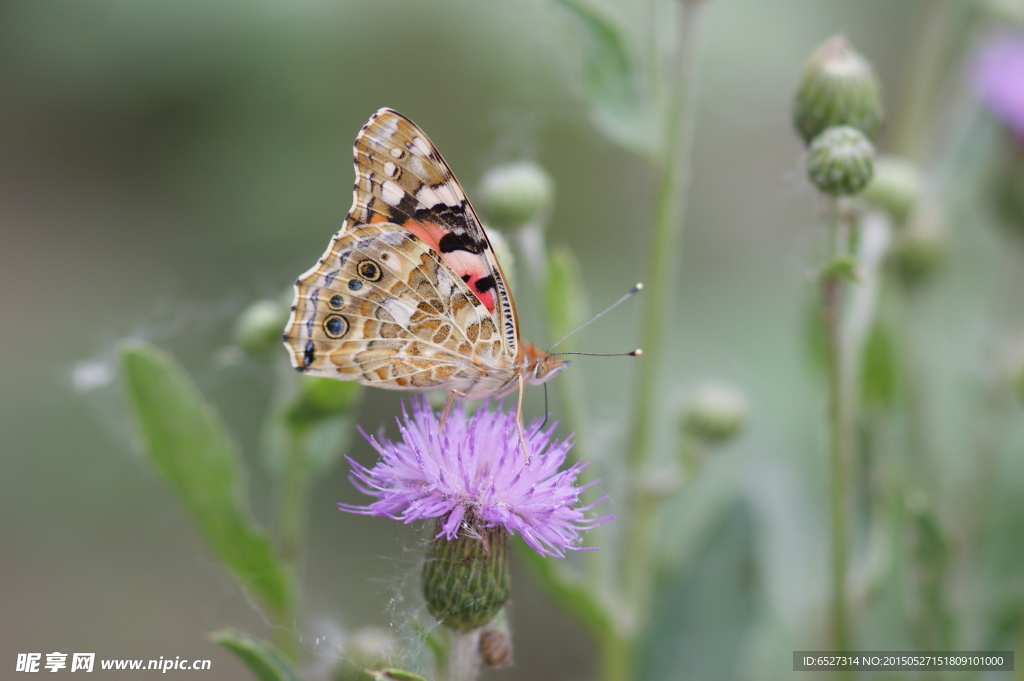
[478,161,555,229]
[862,155,923,224]
[794,35,884,145]
[806,126,875,196]
[422,518,510,631]
[234,298,289,356]
[682,382,748,445]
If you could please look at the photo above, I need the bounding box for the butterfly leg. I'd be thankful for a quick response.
[514,373,530,463]
[440,388,468,434]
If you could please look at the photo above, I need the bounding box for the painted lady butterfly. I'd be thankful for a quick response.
[283,108,570,441]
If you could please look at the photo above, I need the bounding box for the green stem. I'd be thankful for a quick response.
[276,426,309,657]
[622,0,705,595]
[823,199,855,668]
[446,629,482,681]
[889,0,955,161]
[612,0,707,678]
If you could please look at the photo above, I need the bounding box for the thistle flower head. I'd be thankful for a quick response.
[971,31,1024,141]
[340,397,610,558]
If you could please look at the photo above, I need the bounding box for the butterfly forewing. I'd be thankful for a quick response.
[285,108,544,398]
[350,109,520,357]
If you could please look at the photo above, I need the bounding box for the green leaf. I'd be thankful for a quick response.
[861,320,898,408]
[210,629,302,681]
[1017,366,1024,408]
[543,247,588,348]
[513,541,613,639]
[369,668,432,681]
[820,255,859,283]
[120,342,293,619]
[551,0,653,158]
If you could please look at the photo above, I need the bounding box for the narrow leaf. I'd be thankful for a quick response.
[551,0,653,158]
[861,320,898,407]
[210,629,302,681]
[121,342,293,619]
[369,669,431,681]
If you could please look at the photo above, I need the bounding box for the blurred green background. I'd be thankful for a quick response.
[3,0,1022,679]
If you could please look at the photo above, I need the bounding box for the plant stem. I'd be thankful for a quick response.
[889,0,955,162]
[276,426,309,657]
[611,1,707,679]
[823,199,855,668]
[622,0,706,600]
[446,629,482,681]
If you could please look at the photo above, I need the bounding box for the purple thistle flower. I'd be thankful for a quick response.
[339,397,611,558]
[970,32,1024,141]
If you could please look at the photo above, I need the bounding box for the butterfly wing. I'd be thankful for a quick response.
[349,108,520,359]
[284,222,512,394]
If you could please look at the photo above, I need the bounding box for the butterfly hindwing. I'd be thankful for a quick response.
[285,222,512,394]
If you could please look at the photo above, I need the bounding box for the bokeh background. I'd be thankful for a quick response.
[3,1,1023,679]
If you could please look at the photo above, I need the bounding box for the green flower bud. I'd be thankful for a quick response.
[794,35,884,145]
[234,298,290,356]
[422,518,509,631]
[862,155,923,224]
[806,126,875,196]
[284,376,360,427]
[682,382,748,445]
[345,628,397,669]
[887,201,947,288]
[478,161,555,229]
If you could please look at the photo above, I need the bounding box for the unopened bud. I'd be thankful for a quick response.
[806,126,876,196]
[862,155,923,224]
[234,298,289,356]
[887,201,948,287]
[478,162,555,229]
[682,382,748,445]
[422,517,510,631]
[794,35,884,145]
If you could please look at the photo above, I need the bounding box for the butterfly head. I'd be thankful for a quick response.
[520,342,571,386]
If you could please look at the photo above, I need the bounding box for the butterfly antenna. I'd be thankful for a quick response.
[550,349,643,358]
[547,282,644,352]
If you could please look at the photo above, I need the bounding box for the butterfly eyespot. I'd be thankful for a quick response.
[328,294,344,310]
[323,314,350,339]
[357,259,383,281]
[348,279,363,291]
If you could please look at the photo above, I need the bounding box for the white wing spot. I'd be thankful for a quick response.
[381,180,404,207]
[416,184,442,208]
[383,161,398,178]
[380,296,416,328]
[390,147,403,158]
[434,182,461,207]
[412,136,432,156]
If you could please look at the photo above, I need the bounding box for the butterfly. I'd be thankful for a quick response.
[282,108,570,450]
